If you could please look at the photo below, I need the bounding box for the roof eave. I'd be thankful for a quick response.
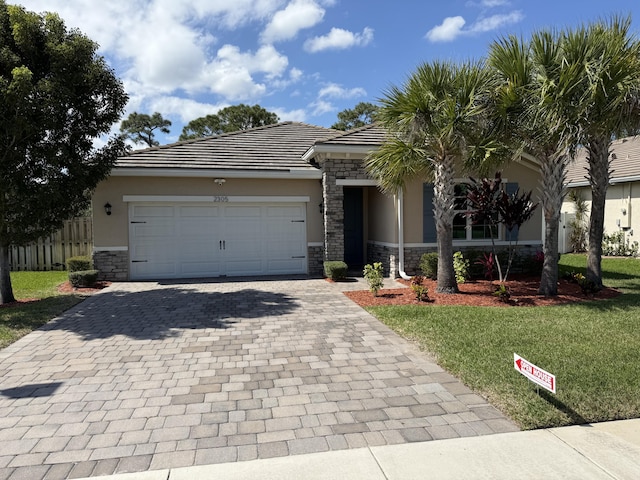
[302,144,378,161]
[110,167,322,180]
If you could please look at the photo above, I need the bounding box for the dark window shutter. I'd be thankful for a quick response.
[423,183,437,243]
[505,182,519,241]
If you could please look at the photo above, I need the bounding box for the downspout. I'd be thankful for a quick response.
[397,189,412,280]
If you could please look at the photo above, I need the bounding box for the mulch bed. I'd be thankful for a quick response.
[56,281,111,295]
[344,276,621,308]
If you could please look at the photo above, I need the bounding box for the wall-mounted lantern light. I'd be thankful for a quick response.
[104,202,112,216]
[214,178,226,186]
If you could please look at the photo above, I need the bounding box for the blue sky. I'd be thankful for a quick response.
[12,0,640,147]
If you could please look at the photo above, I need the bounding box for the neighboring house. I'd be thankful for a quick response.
[563,135,640,251]
[92,122,544,281]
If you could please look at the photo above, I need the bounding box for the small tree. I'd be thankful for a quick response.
[120,112,171,147]
[0,2,128,304]
[466,173,538,282]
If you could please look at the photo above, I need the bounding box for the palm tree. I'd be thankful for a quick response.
[489,31,587,296]
[365,61,501,293]
[489,18,640,294]
[562,17,640,289]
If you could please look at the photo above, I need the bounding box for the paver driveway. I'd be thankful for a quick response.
[0,278,517,479]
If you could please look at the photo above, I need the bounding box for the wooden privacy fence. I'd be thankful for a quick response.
[9,217,93,271]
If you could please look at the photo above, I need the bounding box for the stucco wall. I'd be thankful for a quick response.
[563,182,640,245]
[367,187,396,244]
[399,160,544,244]
[92,176,324,248]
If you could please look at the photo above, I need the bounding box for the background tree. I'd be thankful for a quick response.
[567,190,588,252]
[120,112,171,148]
[180,104,279,140]
[562,17,640,289]
[366,61,503,293]
[331,102,379,130]
[0,1,128,304]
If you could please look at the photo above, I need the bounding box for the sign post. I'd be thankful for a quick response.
[513,353,556,394]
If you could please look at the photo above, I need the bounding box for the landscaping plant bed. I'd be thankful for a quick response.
[345,275,620,307]
[57,281,111,295]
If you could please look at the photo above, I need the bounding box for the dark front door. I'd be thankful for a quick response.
[343,187,364,269]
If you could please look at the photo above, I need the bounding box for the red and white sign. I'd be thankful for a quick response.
[514,353,556,393]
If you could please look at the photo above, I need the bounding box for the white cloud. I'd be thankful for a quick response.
[15,0,292,100]
[271,67,305,89]
[148,96,228,122]
[191,44,288,99]
[426,11,523,42]
[480,0,510,7]
[318,83,366,99]
[304,27,374,53]
[469,11,524,33]
[289,68,304,82]
[272,107,307,122]
[310,99,334,116]
[261,0,325,43]
[426,16,466,42]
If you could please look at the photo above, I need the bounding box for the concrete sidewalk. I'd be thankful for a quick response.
[81,419,640,479]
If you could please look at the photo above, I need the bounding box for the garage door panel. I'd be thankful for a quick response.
[129,202,306,279]
[224,259,264,276]
[179,219,219,236]
[132,205,175,217]
[132,223,176,237]
[180,261,222,276]
[179,205,220,217]
[224,205,261,217]
[131,260,176,279]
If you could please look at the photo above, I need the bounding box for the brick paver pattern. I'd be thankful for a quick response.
[0,278,518,479]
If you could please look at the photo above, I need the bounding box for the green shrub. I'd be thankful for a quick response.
[324,261,348,281]
[410,275,429,301]
[453,251,469,284]
[493,283,511,303]
[602,231,639,257]
[363,262,384,296]
[68,270,99,288]
[420,252,438,279]
[66,255,93,272]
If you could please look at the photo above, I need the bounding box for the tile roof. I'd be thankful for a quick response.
[114,122,338,172]
[566,135,640,186]
[314,123,387,147]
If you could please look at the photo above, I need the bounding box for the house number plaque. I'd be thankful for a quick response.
[213,196,229,202]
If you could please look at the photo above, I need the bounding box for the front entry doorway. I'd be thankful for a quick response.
[343,187,364,270]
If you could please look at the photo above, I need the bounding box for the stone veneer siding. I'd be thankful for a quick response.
[321,157,370,262]
[367,242,542,278]
[93,250,128,282]
[308,245,324,276]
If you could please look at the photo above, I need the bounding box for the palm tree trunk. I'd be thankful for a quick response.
[585,140,610,290]
[433,157,459,293]
[538,154,566,296]
[0,241,16,304]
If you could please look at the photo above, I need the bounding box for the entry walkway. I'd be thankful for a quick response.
[0,278,516,479]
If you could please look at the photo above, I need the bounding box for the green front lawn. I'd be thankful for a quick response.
[0,271,85,349]
[368,254,640,429]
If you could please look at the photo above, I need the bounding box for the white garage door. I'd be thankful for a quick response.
[129,202,307,280]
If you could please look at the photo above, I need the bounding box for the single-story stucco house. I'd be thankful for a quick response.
[562,135,640,251]
[91,122,544,281]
